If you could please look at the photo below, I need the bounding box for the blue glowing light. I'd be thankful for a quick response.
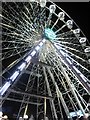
[69,110,84,118]
[44,28,56,40]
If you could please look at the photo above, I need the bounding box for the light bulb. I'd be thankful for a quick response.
[49,5,56,13]
[66,20,73,29]
[23,114,28,119]
[40,0,46,7]
[0,111,3,117]
[58,12,65,21]
[3,115,8,119]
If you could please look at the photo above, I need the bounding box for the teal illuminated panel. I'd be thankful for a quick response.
[44,28,56,41]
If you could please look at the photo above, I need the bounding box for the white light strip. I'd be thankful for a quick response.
[56,45,61,50]
[18,63,26,71]
[35,46,40,51]
[42,39,46,43]
[39,42,43,47]
[80,74,87,82]
[0,40,46,95]
[73,66,81,74]
[54,43,61,49]
[25,56,31,63]
[31,50,36,57]
[60,50,65,56]
[0,82,11,95]
[10,71,19,82]
[66,57,72,64]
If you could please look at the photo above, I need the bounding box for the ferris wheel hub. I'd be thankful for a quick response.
[44,28,56,41]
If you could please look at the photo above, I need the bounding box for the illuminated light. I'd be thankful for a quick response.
[56,45,61,49]
[0,82,11,95]
[58,12,65,21]
[88,59,90,63]
[73,66,81,74]
[66,57,72,64]
[18,63,26,71]
[60,50,66,56]
[35,46,40,51]
[19,117,22,118]
[83,113,90,118]
[44,28,56,40]
[31,50,36,57]
[49,5,56,13]
[40,0,46,7]
[79,37,86,44]
[23,115,28,119]
[19,117,23,120]
[79,37,86,47]
[3,115,8,119]
[39,42,43,47]
[73,28,80,34]
[84,47,90,53]
[66,20,73,29]
[0,111,3,117]
[10,71,19,82]
[84,47,90,58]
[45,117,49,120]
[54,43,61,49]
[80,74,87,82]
[25,56,31,63]
[42,38,46,43]
[68,110,84,118]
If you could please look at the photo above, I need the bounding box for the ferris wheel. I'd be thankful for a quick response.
[0,0,90,120]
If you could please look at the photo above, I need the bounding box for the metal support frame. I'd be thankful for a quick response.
[43,67,58,120]
[52,45,86,116]
[10,89,53,100]
[47,68,72,119]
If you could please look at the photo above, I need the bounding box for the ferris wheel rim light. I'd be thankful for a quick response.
[40,0,46,7]
[66,20,73,29]
[84,47,90,53]
[73,28,80,34]
[49,4,56,13]
[58,12,65,20]
[79,37,86,43]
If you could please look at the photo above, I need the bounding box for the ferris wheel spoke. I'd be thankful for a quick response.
[46,49,89,96]
[42,51,84,118]
[2,47,30,61]
[56,30,75,38]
